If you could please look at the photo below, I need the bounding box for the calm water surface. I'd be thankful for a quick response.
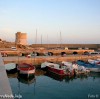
[6,63,100,99]
[7,72,100,99]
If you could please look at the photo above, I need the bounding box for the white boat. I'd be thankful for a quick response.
[5,63,17,74]
[88,59,100,65]
[77,60,100,72]
[89,68,100,72]
[88,59,95,64]
[62,61,90,74]
[62,61,72,67]
[5,63,16,70]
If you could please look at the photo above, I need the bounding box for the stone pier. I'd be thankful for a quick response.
[0,53,13,99]
[3,55,100,66]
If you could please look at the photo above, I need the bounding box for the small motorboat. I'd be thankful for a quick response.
[5,63,16,70]
[95,59,100,65]
[77,60,100,73]
[17,63,35,76]
[88,59,100,65]
[41,62,75,77]
[5,63,17,74]
[62,61,90,75]
[96,61,100,65]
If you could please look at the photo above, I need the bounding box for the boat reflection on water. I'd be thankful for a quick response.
[45,71,77,83]
[89,72,100,80]
[45,70,100,83]
[7,72,36,85]
[17,74,36,85]
[45,71,66,81]
[17,73,36,98]
[6,67,100,84]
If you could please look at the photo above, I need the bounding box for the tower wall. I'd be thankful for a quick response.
[15,32,27,45]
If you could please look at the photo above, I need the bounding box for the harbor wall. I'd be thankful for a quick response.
[31,44,100,49]
[1,49,94,56]
[0,53,13,99]
[4,55,100,66]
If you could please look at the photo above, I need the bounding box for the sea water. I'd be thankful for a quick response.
[5,62,100,99]
[7,70,100,99]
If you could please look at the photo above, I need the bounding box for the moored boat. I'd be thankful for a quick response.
[41,62,75,76]
[77,60,100,73]
[17,63,35,76]
[5,63,17,74]
[5,63,16,70]
[96,61,100,65]
[62,61,90,75]
[88,59,100,65]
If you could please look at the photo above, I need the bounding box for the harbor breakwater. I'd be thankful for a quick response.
[0,53,13,99]
[3,55,100,67]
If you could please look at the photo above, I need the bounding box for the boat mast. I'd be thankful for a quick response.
[60,31,62,49]
[56,33,59,49]
[47,34,49,49]
[35,29,37,48]
[34,29,37,65]
[41,34,42,47]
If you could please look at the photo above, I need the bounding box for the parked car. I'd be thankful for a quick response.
[11,47,17,50]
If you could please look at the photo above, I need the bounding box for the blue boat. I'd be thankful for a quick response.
[77,60,100,73]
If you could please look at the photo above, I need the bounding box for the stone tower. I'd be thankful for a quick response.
[15,32,27,45]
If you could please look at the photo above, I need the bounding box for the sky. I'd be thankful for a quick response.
[0,0,100,44]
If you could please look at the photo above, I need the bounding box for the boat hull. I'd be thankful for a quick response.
[18,69,35,75]
[41,62,75,76]
[17,63,35,75]
[89,68,100,73]
[47,66,66,76]
[47,66,75,76]
[77,60,100,73]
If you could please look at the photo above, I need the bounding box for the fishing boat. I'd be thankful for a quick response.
[5,63,16,70]
[62,61,90,75]
[77,60,100,73]
[41,62,75,76]
[17,63,35,76]
[5,63,17,74]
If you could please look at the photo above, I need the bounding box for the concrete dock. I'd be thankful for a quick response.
[3,55,100,66]
[0,53,13,99]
